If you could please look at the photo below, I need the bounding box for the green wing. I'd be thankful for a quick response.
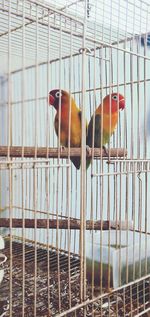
[78,110,88,137]
[86,114,103,169]
[87,114,102,148]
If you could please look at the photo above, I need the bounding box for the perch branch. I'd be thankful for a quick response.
[0,218,133,230]
[0,146,127,158]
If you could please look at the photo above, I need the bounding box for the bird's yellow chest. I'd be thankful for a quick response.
[103,112,118,133]
[54,108,81,147]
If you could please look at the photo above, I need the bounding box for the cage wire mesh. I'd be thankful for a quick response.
[0,0,150,316]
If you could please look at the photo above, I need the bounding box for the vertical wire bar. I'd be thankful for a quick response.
[115,290,118,316]
[90,51,96,307]
[91,46,96,303]
[137,281,139,315]
[130,0,136,161]
[123,287,125,317]
[130,284,133,317]
[93,0,98,235]
[8,1,12,316]
[144,169,148,307]
[61,58,66,251]
[34,4,39,316]
[132,164,136,281]
[116,0,121,160]
[46,8,50,314]
[120,9,127,277]
[144,9,149,308]
[129,4,135,308]
[138,173,142,281]
[95,106,99,232]
[33,168,37,317]
[51,61,55,247]
[137,8,142,287]
[73,56,78,254]
[123,0,129,293]
[115,169,118,304]
[39,151,42,229]
[21,0,25,315]
[9,165,12,317]
[107,0,113,294]
[91,13,100,292]
[125,164,129,285]
[119,162,122,286]
[90,18,97,300]
[144,9,148,161]
[99,1,105,299]
[92,2,98,307]
[138,4,143,294]
[115,0,121,283]
[56,12,62,313]
[137,7,141,161]
[64,52,67,285]
[91,58,96,173]
[77,55,81,262]
[80,1,87,309]
[123,0,128,162]
[67,19,73,309]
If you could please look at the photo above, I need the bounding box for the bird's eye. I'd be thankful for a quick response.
[112,95,118,101]
[55,91,62,98]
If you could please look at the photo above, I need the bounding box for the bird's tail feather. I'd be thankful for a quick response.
[71,158,81,170]
[86,158,91,169]
[71,157,91,170]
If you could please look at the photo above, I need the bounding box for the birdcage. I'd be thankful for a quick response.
[0,0,150,316]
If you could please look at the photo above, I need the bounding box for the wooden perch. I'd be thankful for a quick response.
[0,146,127,158]
[0,218,133,230]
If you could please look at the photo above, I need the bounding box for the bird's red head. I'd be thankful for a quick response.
[49,89,69,110]
[103,93,125,113]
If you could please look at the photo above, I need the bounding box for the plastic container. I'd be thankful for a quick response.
[86,230,150,288]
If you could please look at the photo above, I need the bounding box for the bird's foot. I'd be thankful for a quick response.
[102,145,112,164]
[103,145,109,157]
[86,145,91,156]
[60,145,66,152]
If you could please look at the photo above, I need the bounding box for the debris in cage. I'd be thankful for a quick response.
[0,238,81,316]
[66,280,150,316]
[86,230,150,288]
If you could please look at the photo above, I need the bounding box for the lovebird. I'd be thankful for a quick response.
[49,89,86,169]
[86,93,125,166]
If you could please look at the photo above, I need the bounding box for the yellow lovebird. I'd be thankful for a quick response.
[86,93,125,167]
[49,89,87,169]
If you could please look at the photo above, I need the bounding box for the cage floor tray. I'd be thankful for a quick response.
[0,236,150,316]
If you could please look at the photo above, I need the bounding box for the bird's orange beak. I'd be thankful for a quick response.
[49,93,55,105]
[119,98,125,110]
